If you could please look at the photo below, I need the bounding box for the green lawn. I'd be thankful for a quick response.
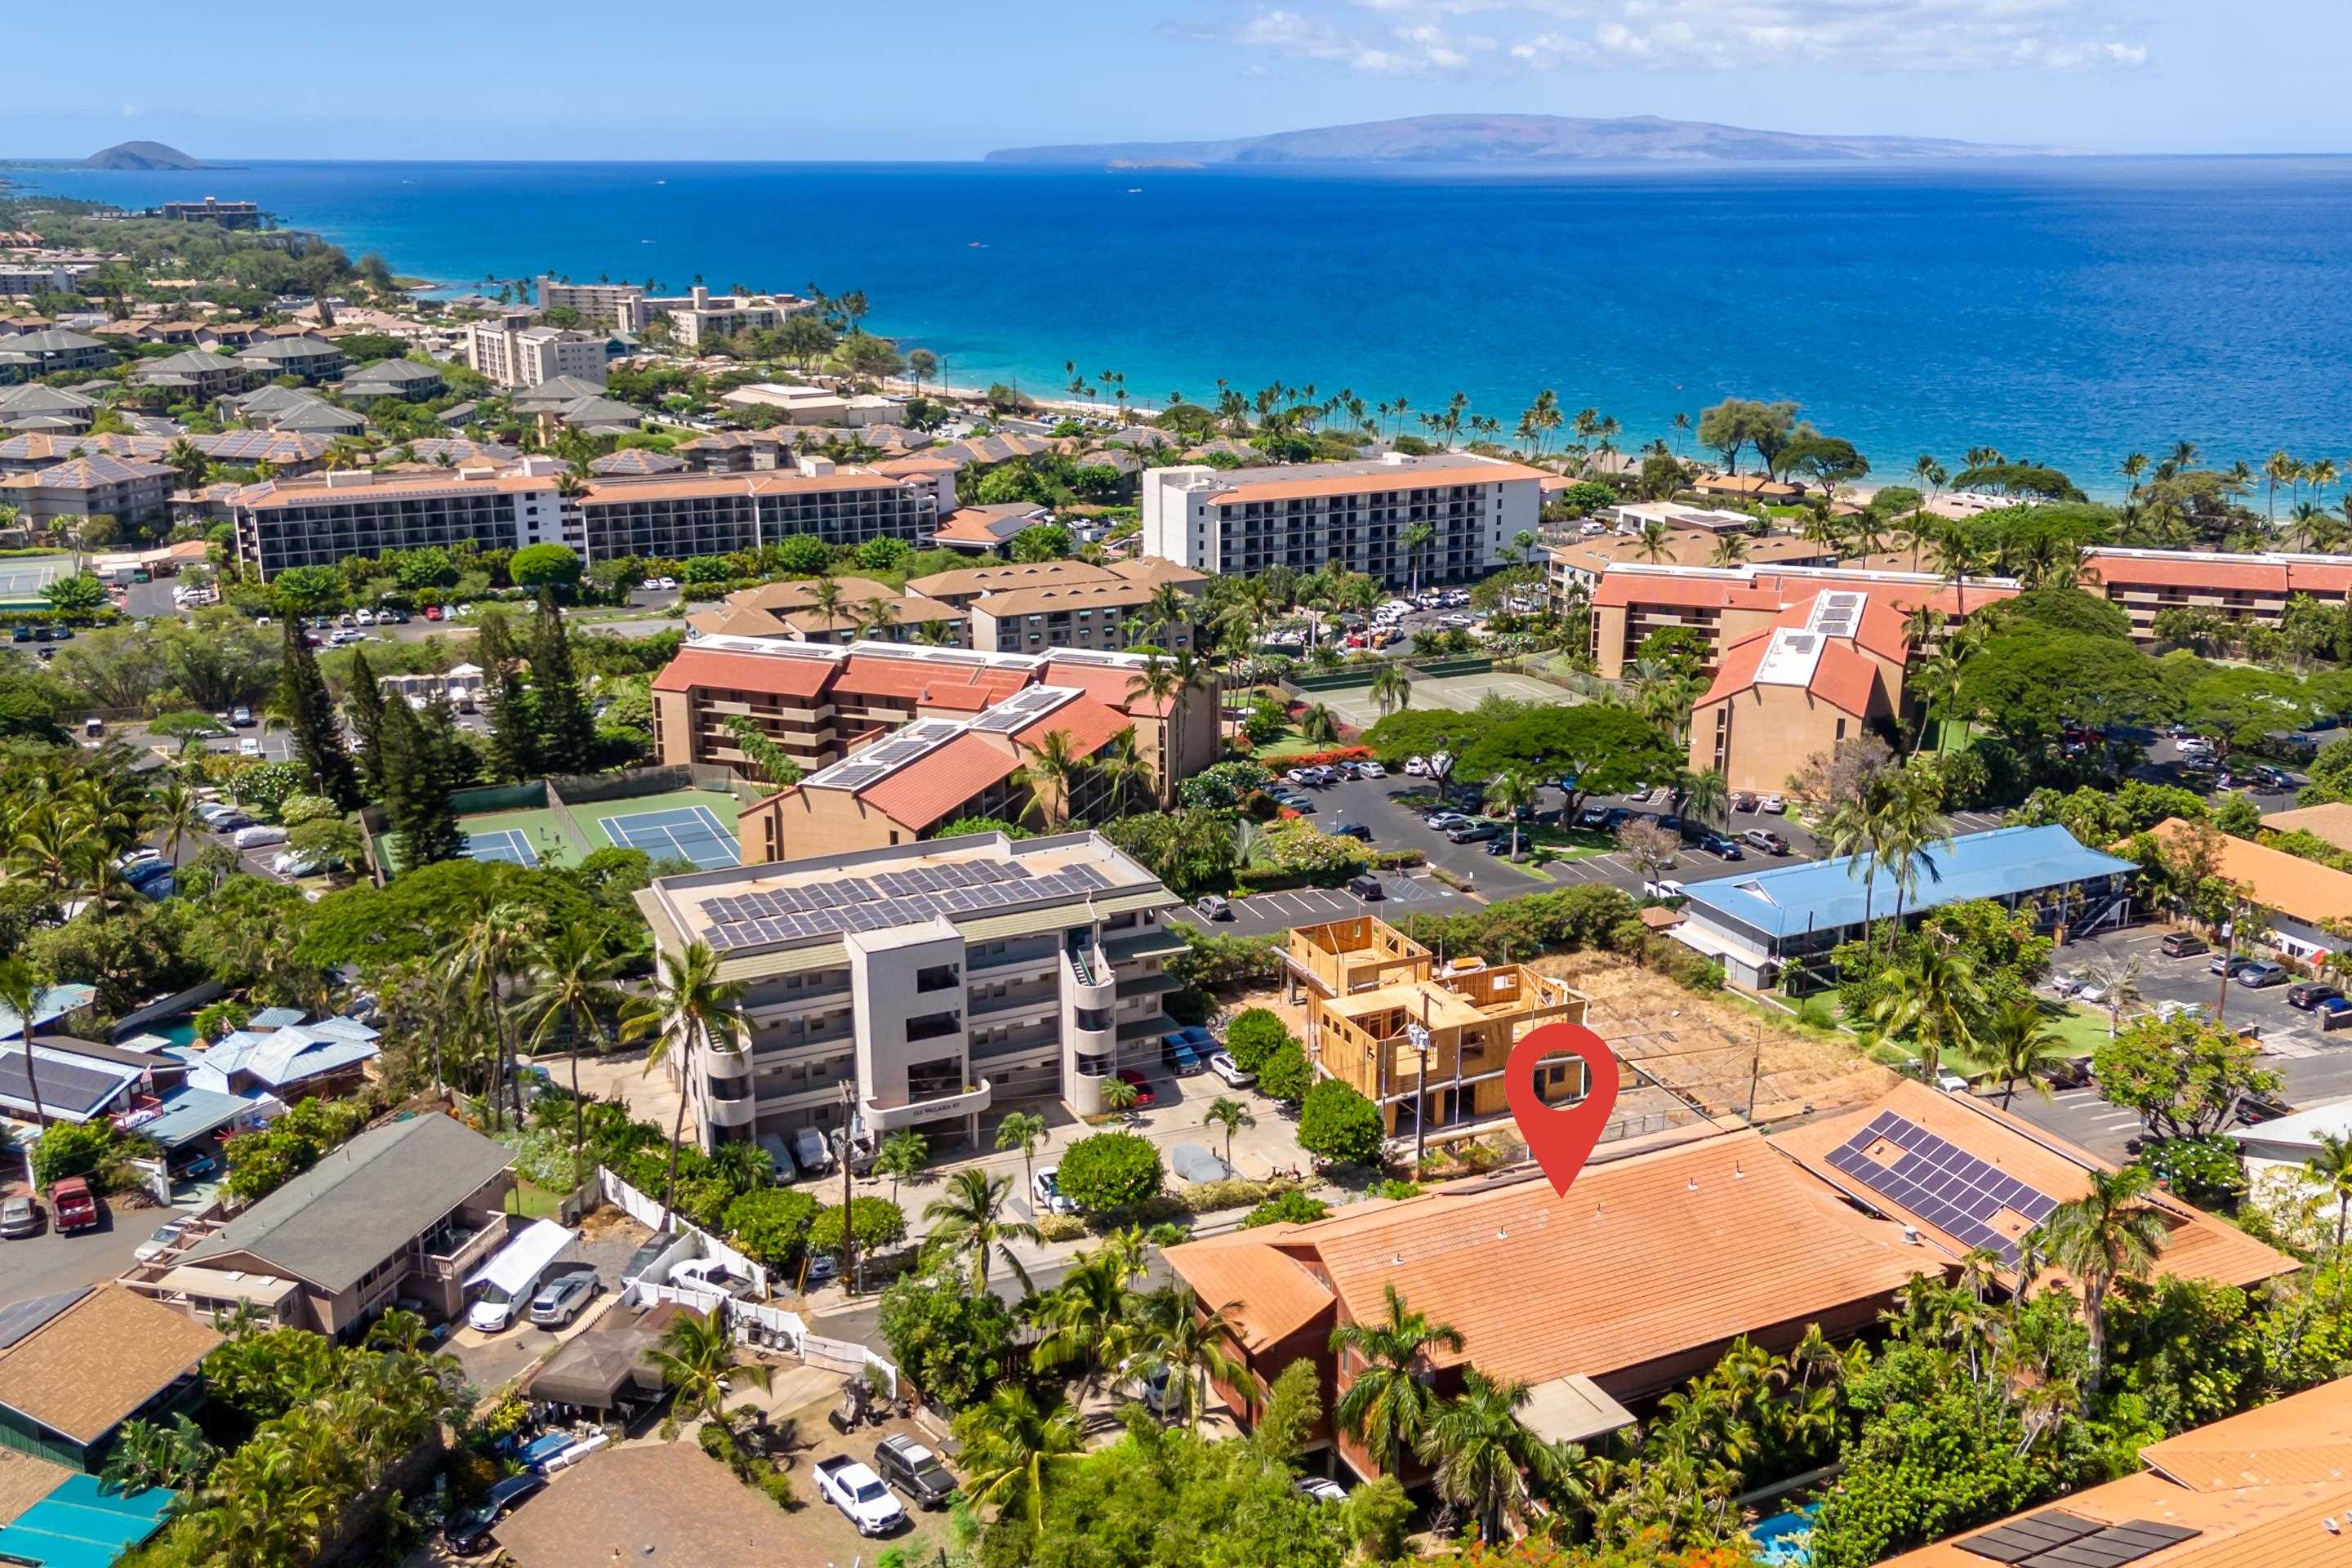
[1524,825,1617,860]
[508,1181,566,1220]
[2045,1002,2113,1058]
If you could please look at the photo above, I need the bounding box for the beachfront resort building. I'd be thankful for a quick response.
[617,284,810,345]
[635,830,1187,1148]
[465,314,609,390]
[157,197,262,228]
[2081,546,2352,644]
[1139,452,1545,590]
[534,274,648,329]
[1284,915,1592,1141]
[0,454,174,535]
[651,636,1218,845]
[222,456,936,579]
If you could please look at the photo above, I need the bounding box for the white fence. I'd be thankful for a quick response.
[598,1167,768,1294]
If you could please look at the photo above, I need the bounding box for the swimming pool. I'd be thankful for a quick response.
[145,1019,198,1050]
[1750,1502,1821,1567]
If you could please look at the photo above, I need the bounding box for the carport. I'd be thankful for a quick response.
[466,1218,575,1316]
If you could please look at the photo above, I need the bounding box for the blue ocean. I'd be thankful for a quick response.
[16,157,2352,496]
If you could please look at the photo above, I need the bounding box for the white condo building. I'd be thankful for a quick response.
[1139,452,1545,590]
[465,316,609,390]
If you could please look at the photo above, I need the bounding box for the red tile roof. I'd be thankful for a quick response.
[650,648,834,698]
[1018,697,1130,756]
[831,655,1031,708]
[1037,657,1167,716]
[2085,552,2291,593]
[856,734,1020,827]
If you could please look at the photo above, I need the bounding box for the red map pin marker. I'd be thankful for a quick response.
[1504,1018,1619,1197]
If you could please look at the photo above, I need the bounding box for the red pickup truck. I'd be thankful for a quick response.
[47,1178,97,1234]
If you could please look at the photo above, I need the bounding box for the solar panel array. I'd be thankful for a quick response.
[971,685,1077,733]
[1811,591,1864,639]
[802,719,968,791]
[1957,1512,2198,1568]
[1823,1111,2060,1264]
[700,857,1116,949]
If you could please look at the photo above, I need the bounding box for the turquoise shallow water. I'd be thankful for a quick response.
[19,156,2352,494]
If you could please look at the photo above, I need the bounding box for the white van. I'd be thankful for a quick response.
[466,1218,576,1334]
[230,825,288,849]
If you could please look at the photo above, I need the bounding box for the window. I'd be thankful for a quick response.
[906,1009,960,1043]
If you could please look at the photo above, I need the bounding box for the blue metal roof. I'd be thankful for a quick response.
[1681,825,2135,940]
[0,1474,175,1568]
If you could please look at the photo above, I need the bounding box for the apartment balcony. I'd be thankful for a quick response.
[862,1079,992,1132]
[416,1211,515,1283]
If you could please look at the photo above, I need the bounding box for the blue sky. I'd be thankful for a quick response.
[7,0,2348,161]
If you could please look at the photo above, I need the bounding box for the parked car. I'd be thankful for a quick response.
[1330,821,1372,840]
[1032,1167,1078,1215]
[2238,961,2290,988]
[527,1271,602,1327]
[1,1196,38,1239]
[229,706,254,727]
[1697,835,1744,860]
[1425,811,1474,831]
[1348,871,1387,898]
[1356,760,1387,778]
[2161,931,2211,958]
[874,1434,958,1508]
[425,604,444,621]
[1115,1068,1158,1107]
[2211,953,2261,978]
[47,1178,96,1234]
[236,737,262,757]
[133,1218,192,1262]
[1757,795,1786,813]
[445,1473,546,1555]
[669,1257,755,1299]
[1740,829,1791,855]
[1207,1050,1254,1088]
[1484,835,1517,856]
[1642,880,1688,901]
[231,825,288,849]
[791,1125,836,1176]
[1447,822,1500,844]
[1576,805,1614,830]
[814,1454,907,1537]
[2289,982,2345,1010]
[1194,893,1232,921]
[1294,1477,1348,1504]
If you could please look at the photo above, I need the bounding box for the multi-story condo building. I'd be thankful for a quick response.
[0,329,109,381]
[224,457,935,579]
[157,198,263,229]
[534,274,647,329]
[617,284,810,345]
[687,576,966,646]
[1140,452,1544,590]
[234,335,344,384]
[1285,915,1592,1142]
[465,316,608,390]
[2082,547,2352,644]
[129,348,251,401]
[0,454,173,534]
[0,264,96,297]
[635,829,1187,1148]
[651,636,1220,821]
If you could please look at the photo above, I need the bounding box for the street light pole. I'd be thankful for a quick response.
[1406,1020,1432,1173]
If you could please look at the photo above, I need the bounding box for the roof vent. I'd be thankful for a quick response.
[1903,1224,1922,1245]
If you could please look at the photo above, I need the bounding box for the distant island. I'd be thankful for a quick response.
[82,140,214,170]
[986,113,2058,167]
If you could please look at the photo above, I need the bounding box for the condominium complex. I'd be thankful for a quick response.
[617,284,810,345]
[0,455,174,533]
[635,830,1187,1148]
[0,263,95,296]
[535,274,647,329]
[1139,452,1544,589]
[224,456,935,579]
[465,315,608,390]
[2082,547,2352,643]
[1285,916,1591,1141]
[653,636,1217,834]
[157,198,262,228]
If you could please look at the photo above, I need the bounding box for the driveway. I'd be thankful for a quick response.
[0,1185,205,1310]
[446,1217,652,1392]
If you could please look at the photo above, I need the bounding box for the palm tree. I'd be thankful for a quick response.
[2078,953,2144,1039]
[2118,452,2148,508]
[2042,1165,2167,1397]
[1029,1233,1149,1384]
[621,941,746,1232]
[0,958,46,1156]
[1330,1283,1466,1477]
[1971,999,2068,1108]
[1122,1287,1246,1433]
[922,1168,1042,1294]
[1636,519,1672,564]
[1203,1096,1254,1166]
[1371,662,1412,719]
[806,572,845,638]
[1298,702,1340,746]
[1419,1369,1557,1543]
[1679,766,1731,831]
[1401,521,1437,595]
[438,902,545,1129]
[651,1304,772,1437]
[2305,1132,2352,1254]
[519,924,625,1184]
[1483,768,1539,860]
[1125,656,1183,808]
[994,1110,1049,1192]
[1139,581,1193,648]
[1708,532,1749,568]
[1872,943,1985,1085]
[1015,728,1089,831]
[953,1384,1085,1534]
[2265,449,2301,524]
[1091,725,1151,814]
[853,596,897,643]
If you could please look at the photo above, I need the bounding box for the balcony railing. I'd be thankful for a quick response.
[862,1079,992,1132]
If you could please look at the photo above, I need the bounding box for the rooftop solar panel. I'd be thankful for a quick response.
[1824,1111,2060,1264]
[1957,1512,2107,1563]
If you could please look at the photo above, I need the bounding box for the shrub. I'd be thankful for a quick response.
[1036,1214,1087,1242]
[877,1268,1018,1412]
[809,1196,908,1258]
[31,1120,116,1187]
[1256,1041,1313,1104]
[1223,1007,1294,1074]
[1298,1080,1385,1166]
[1054,1130,1164,1211]
[1181,760,1272,810]
[724,1187,822,1268]
[1242,1189,1330,1227]
[1179,1177,1272,1214]
[1257,744,1374,771]
[1370,1178,1423,1200]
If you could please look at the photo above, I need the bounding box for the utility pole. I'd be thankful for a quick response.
[837,1080,858,1294]
[1407,1020,1432,1173]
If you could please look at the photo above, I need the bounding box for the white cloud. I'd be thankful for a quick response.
[121,104,137,118]
[1166,0,2151,76]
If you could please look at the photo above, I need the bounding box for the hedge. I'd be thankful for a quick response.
[1258,744,1375,770]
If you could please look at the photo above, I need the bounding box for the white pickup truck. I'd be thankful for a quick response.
[813,1454,906,1537]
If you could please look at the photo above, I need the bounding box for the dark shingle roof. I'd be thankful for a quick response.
[177,1113,511,1292]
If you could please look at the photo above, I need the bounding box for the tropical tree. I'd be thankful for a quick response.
[953,1383,1085,1533]
[1330,1283,1466,1477]
[995,1110,1049,1192]
[621,941,746,1232]
[2078,952,2145,1039]
[921,1167,1042,1294]
[1016,728,1090,831]
[875,1129,928,1205]
[1125,656,1183,808]
[437,902,541,1131]
[1419,1369,1557,1544]
[1121,1286,1246,1433]
[519,924,625,1183]
[650,1303,772,1438]
[1971,998,2068,1108]
[1483,768,1539,860]
[1679,766,1731,830]
[1401,521,1437,595]
[1028,1236,1147,1388]
[1202,1096,1254,1166]
[0,959,45,1133]
[2304,1131,2352,1253]
[1872,943,1986,1085]
[1371,662,1413,719]
[2042,1165,2167,1396]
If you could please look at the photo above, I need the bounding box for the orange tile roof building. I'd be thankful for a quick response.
[2085,547,2352,644]
[1875,1374,2352,1568]
[1283,916,1592,1143]
[2133,818,2352,966]
[635,829,1185,1145]
[1141,452,1546,590]
[224,453,937,581]
[1167,1128,1929,1481]
[651,636,1220,858]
